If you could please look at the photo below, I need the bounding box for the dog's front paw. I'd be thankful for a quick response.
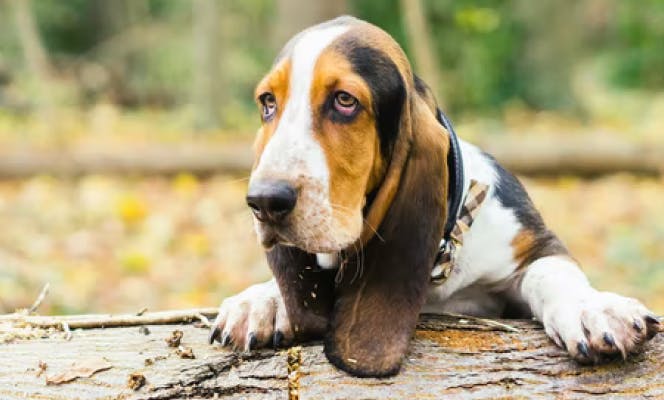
[208,279,292,351]
[543,291,661,363]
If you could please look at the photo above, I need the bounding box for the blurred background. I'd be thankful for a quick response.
[0,0,662,315]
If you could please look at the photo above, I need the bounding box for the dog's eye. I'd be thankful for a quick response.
[259,92,277,121]
[333,91,358,116]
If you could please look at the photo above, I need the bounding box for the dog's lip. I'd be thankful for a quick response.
[260,230,294,249]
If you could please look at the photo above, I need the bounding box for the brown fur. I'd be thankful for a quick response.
[252,59,291,167]
[310,49,384,237]
[511,228,569,270]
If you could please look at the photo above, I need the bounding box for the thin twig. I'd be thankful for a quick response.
[0,307,219,330]
[194,313,212,328]
[28,283,50,314]
[62,321,72,341]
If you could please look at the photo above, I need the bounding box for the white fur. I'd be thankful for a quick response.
[316,253,339,269]
[519,255,591,320]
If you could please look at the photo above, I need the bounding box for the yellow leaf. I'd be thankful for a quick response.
[120,251,151,274]
[115,194,148,225]
[172,173,200,197]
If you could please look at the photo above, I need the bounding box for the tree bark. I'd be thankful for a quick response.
[1,313,662,399]
[10,0,52,81]
[192,0,224,130]
[10,0,55,116]
[399,0,443,103]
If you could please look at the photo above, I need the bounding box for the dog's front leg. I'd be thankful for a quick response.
[519,255,661,362]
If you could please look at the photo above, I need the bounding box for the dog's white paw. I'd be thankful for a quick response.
[542,290,661,363]
[209,279,292,351]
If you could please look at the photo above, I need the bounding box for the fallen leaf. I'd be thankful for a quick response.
[176,346,195,359]
[128,372,146,390]
[165,329,183,347]
[36,360,48,377]
[45,358,112,385]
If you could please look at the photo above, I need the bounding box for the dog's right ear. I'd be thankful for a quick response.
[267,245,336,341]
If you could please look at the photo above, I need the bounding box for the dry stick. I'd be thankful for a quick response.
[28,283,50,314]
[194,313,212,328]
[61,321,72,341]
[2,307,519,334]
[0,308,219,330]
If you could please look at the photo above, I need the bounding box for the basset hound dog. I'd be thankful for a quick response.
[209,16,661,377]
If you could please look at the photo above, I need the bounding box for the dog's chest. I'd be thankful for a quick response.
[424,141,524,312]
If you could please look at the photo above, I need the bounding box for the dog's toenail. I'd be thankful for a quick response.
[248,332,257,350]
[633,319,643,332]
[603,332,616,347]
[209,327,221,344]
[577,341,591,358]
[273,330,284,348]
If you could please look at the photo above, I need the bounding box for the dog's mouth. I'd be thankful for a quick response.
[256,221,351,254]
[259,227,295,250]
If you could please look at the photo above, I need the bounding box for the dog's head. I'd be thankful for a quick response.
[248,16,419,255]
[249,16,449,377]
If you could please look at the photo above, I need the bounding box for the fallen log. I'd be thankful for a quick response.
[0,136,662,178]
[1,311,662,399]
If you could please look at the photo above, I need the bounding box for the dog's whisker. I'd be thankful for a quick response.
[220,175,251,184]
[329,202,384,243]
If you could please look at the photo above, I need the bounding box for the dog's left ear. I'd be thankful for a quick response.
[324,87,449,377]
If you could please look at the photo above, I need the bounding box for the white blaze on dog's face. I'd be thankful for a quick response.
[248,18,403,254]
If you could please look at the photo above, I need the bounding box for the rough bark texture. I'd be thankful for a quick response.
[1,315,662,399]
[399,0,443,102]
[0,137,662,178]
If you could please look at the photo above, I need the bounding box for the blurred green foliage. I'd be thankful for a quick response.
[0,0,662,124]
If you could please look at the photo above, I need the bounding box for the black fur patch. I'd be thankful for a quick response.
[487,153,568,266]
[336,39,406,159]
[489,153,544,230]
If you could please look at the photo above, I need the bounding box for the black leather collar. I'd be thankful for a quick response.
[436,108,465,244]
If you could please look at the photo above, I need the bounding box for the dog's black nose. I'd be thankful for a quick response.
[246,180,297,223]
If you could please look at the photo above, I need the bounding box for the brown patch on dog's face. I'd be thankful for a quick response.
[309,48,385,243]
[252,59,291,167]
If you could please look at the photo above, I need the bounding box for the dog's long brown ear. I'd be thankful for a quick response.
[267,245,336,341]
[324,91,449,377]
